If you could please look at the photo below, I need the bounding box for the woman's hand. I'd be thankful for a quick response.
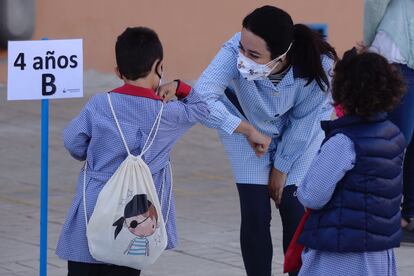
[246,129,271,157]
[157,81,178,102]
[236,121,271,157]
[268,167,287,208]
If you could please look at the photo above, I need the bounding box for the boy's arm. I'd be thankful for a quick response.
[157,79,190,102]
[63,97,95,161]
[161,80,210,129]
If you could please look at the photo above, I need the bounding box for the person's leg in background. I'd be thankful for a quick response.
[237,184,273,276]
[402,140,414,229]
[278,185,305,276]
[388,64,414,239]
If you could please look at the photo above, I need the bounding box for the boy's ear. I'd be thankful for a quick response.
[157,60,164,73]
[151,59,163,75]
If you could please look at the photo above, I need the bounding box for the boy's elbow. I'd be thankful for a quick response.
[64,140,87,161]
[198,105,212,127]
[63,135,89,161]
[190,101,211,124]
[70,152,87,161]
[200,102,211,120]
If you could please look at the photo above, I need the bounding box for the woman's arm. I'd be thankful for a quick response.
[194,33,271,155]
[193,33,242,134]
[273,57,334,175]
[363,0,392,46]
[297,133,356,210]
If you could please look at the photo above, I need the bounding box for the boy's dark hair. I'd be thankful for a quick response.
[115,27,163,80]
[332,49,406,119]
[242,5,338,91]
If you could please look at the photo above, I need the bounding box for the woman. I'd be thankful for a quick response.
[194,6,337,276]
[364,0,414,240]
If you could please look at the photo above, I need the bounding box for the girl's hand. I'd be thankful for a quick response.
[355,41,366,53]
[268,167,287,208]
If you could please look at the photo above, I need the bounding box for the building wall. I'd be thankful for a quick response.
[1,0,363,83]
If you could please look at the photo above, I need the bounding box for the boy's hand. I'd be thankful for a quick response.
[157,81,178,102]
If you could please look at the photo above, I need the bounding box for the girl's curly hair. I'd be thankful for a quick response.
[332,49,406,118]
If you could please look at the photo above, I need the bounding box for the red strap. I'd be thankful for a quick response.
[283,209,311,273]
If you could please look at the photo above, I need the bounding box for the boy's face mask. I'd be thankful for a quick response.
[155,63,163,90]
[237,42,292,81]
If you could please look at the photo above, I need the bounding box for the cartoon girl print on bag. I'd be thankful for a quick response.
[113,194,159,256]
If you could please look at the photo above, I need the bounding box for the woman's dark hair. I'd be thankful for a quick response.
[115,27,163,80]
[242,5,338,90]
[332,48,406,118]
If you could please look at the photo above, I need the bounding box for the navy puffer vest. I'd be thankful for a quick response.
[299,113,406,252]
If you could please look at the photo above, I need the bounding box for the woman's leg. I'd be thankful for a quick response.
[237,184,272,276]
[388,64,414,228]
[402,140,414,221]
[278,185,305,276]
[388,64,414,144]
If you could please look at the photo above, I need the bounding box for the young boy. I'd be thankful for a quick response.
[297,49,406,275]
[56,27,209,276]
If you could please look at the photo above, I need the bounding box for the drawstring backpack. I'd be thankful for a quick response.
[83,92,172,270]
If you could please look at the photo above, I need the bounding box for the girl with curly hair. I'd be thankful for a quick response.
[296,48,407,276]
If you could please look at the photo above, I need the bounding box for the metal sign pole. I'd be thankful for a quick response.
[39,38,49,276]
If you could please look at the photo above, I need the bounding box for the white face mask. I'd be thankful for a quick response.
[158,71,163,88]
[237,43,292,81]
[155,67,163,90]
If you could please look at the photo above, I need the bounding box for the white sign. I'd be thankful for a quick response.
[7,39,83,101]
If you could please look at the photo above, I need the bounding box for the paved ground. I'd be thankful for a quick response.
[1,72,414,276]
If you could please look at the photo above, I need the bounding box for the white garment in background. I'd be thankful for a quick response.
[369,31,407,64]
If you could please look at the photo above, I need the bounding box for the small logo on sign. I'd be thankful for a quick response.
[63,88,81,93]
